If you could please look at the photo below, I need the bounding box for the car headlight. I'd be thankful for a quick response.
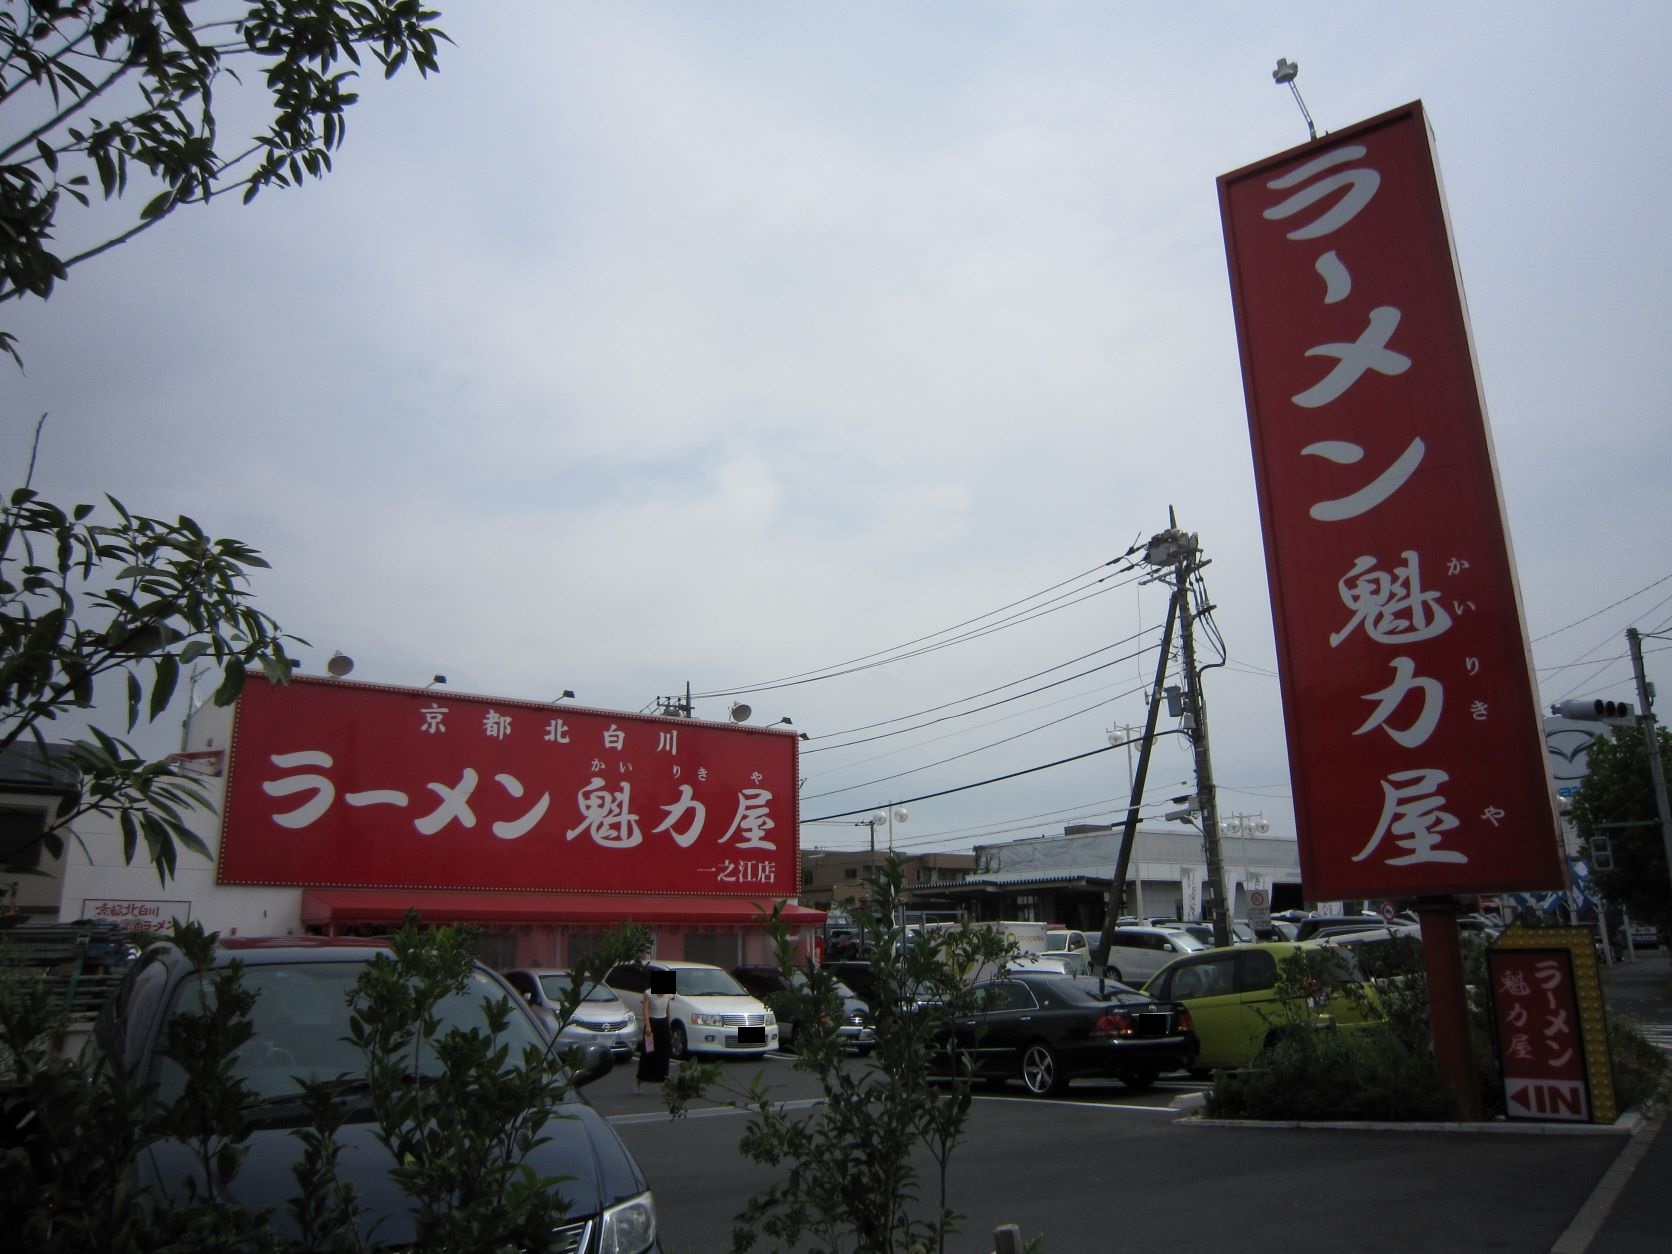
[690,1012,724,1027]
[598,1190,656,1254]
[764,1010,776,1025]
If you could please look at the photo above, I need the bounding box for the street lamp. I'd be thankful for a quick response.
[881,805,909,852]
[1107,724,1138,794]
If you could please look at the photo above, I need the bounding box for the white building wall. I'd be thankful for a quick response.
[56,698,306,937]
[977,824,1303,920]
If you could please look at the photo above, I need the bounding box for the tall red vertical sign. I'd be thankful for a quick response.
[1218,102,1565,900]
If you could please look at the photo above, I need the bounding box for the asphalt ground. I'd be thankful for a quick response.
[588,948,1672,1252]
[1574,947,1672,1253]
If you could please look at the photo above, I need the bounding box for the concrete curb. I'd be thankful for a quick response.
[1169,1088,1648,1135]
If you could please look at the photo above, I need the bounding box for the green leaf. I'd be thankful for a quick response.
[212,661,246,706]
[150,652,180,721]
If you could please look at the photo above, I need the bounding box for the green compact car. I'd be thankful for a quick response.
[1141,940,1379,1073]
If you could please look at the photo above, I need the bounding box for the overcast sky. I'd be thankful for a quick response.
[6,2,1670,860]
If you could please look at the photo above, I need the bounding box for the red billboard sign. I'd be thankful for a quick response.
[219,675,800,896]
[1218,101,1565,900]
[1488,948,1590,1122]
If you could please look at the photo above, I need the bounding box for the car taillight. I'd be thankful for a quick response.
[1093,1011,1132,1038]
[1177,1007,1194,1032]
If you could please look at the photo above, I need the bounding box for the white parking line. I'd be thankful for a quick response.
[608,1098,825,1126]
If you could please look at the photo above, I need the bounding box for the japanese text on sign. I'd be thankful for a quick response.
[221,676,799,895]
[1218,101,1564,898]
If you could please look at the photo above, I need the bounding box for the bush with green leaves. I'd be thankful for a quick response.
[667,858,1018,1254]
[1200,936,1527,1123]
[1,916,651,1252]
[1608,1014,1672,1116]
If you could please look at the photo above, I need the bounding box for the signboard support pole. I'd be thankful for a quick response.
[1415,897,1481,1119]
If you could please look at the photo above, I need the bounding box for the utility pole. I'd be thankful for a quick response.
[1147,516,1232,949]
[1625,628,1672,910]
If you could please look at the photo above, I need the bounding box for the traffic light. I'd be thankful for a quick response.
[1550,698,1637,724]
[1590,836,1614,872]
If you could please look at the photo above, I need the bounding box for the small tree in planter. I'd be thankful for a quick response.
[667,857,1015,1254]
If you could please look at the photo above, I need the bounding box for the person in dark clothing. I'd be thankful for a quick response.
[634,980,672,1092]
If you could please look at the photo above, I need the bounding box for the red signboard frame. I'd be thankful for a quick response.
[1218,100,1565,899]
[219,675,800,896]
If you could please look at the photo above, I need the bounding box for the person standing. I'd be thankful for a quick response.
[635,976,672,1093]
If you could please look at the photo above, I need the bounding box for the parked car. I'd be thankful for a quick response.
[1314,926,1425,982]
[731,964,876,1054]
[735,969,876,1056]
[503,967,640,1062]
[1615,922,1661,951]
[937,971,1198,1095]
[1141,940,1378,1074]
[1289,915,1389,942]
[1176,922,1257,948]
[1045,929,1091,958]
[604,960,778,1058]
[95,937,659,1251]
[1099,926,1209,985]
[1039,949,1092,977]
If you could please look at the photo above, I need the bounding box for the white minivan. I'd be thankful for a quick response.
[1100,926,1209,986]
[605,960,779,1059]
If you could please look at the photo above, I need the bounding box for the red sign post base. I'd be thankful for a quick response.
[1416,898,1481,1120]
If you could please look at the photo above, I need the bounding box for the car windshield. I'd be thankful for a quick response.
[538,973,617,1004]
[154,961,547,1103]
[674,967,748,996]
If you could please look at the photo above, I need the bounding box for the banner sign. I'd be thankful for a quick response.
[81,898,192,934]
[220,675,799,896]
[1218,101,1565,899]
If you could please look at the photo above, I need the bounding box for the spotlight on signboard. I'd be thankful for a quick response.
[729,703,753,723]
[326,652,354,677]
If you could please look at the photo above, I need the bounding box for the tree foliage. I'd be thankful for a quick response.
[668,860,1019,1254]
[1,472,302,881]
[1571,722,1672,938]
[0,0,448,361]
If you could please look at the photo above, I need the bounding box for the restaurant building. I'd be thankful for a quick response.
[31,675,823,969]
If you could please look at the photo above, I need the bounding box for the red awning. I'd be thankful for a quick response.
[300,889,825,929]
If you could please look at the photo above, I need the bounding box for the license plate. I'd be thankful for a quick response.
[737,1025,766,1044]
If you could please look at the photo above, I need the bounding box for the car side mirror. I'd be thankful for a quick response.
[563,1042,614,1088]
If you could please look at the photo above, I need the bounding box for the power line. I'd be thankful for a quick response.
[802,690,1139,804]
[1532,572,1672,642]
[803,743,1123,822]
[690,556,1140,699]
[807,632,1162,752]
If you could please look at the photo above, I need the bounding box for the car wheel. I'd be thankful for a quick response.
[670,1022,689,1060]
[1106,966,1124,984]
[1020,1042,1065,1096]
[1120,1067,1160,1092]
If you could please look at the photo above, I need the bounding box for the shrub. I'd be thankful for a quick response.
[1609,1015,1672,1116]
[1206,1024,1462,1122]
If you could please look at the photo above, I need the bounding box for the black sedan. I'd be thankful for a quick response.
[939,971,1197,1096]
